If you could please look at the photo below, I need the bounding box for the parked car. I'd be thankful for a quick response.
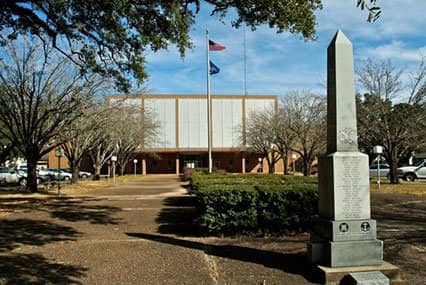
[15,169,51,186]
[397,160,426,182]
[44,168,72,181]
[369,164,390,180]
[0,167,25,185]
[61,168,92,179]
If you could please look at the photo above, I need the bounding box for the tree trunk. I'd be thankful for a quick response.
[69,160,80,184]
[302,158,310,176]
[92,164,102,180]
[93,163,102,176]
[265,154,275,174]
[117,160,128,176]
[283,149,289,175]
[27,159,38,192]
[390,157,400,184]
[268,163,275,174]
[72,165,80,184]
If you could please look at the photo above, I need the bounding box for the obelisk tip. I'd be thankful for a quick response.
[331,29,352,46]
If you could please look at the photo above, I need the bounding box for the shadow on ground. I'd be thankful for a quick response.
[151,194,316,283]
[156,196,200,236]
[0,218,86,284]
[0,196,122,225]
[0,253,87,284]
[126,232,316,283]
[0,195,120,284]
[0,219,80,252]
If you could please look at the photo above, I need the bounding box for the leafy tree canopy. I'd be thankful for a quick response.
[0,0,380,92]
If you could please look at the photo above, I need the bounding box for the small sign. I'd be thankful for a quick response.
[373,145,383,154]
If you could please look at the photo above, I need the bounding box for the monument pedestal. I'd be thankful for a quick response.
[313,261,403,285]
[309,151,383,267]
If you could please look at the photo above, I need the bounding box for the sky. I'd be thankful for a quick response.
[142,0,425,98]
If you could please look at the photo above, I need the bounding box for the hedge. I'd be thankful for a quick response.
[191,173,319,235]
[190,172,317,193]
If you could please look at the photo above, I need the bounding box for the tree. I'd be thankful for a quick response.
[357,58,426,183]
[0,37,99,192]
[282,90,326,176]
[59,99,107,183]
[0,1,379,92]
[88,98,157,177]
[275,106,296,175]
[244,109,281,174]
[109,101,157,176]
[89,107,118,179]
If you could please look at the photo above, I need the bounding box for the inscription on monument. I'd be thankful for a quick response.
[334,155,370,220]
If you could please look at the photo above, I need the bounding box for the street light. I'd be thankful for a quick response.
[373,146,383,189]
[292,154,297,173]
[133,159,138,176]
[55,148,64,195]
[111,155,117,183]
[258,157,262,174]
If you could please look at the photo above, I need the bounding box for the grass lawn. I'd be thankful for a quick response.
[370,181,426,195]
[47,174,147,195]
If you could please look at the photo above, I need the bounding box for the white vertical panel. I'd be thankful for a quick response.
[245,99,275,118]
[213,99,242,148]
[179,98,208,148]
[145,98,176,148]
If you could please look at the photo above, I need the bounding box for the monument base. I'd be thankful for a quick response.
[313,261,403,285]
[308,239,383,267]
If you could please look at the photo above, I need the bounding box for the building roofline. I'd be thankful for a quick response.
[107,94,277,100]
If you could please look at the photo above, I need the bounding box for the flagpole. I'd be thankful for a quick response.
[243,24,247,96]
[206,29,212,174]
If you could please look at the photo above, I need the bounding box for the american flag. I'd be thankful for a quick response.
[209,40,226,51]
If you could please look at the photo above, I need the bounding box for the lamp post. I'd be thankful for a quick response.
[258,157,262,174]
[55,148,64,195]
[133,159,138,176]
[373,146,383,189]
[292,154,297,173]
[111,155,117,183]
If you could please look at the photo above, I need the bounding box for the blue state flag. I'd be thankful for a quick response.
[209,60,220,75]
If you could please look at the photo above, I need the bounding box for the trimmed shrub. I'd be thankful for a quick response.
[191,174,319,235]
[196,186,258,235]
[256,185,318,234]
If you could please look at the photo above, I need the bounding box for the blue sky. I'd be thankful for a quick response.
[143,0,425,98]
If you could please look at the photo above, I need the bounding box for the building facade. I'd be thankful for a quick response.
[110,94,280,174]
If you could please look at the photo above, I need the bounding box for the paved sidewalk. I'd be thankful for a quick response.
[0,175,311,285]
[2,176,424,284]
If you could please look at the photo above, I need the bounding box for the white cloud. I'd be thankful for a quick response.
[317,0,426,40]
[360,41,426,62]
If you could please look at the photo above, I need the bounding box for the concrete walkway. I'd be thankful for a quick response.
[0,175,311,285]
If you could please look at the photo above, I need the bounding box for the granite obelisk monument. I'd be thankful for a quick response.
[308,30,383,267]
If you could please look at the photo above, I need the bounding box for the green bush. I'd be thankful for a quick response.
[191,174,319,235]
[196,186,259,235]
[256,185,318,233]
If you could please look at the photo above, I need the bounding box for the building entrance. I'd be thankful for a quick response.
[179,154,207,171]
